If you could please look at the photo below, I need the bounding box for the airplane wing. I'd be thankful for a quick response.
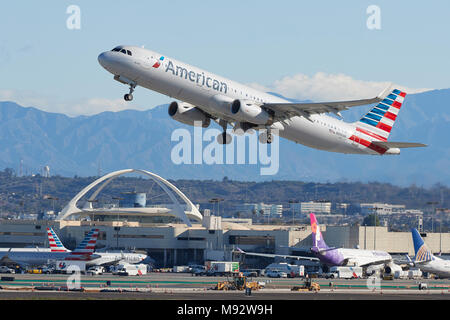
[358,258,393,268]
[263,86,392,121]
[235,248,319,262]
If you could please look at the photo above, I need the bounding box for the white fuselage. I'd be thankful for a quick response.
[98,46,385,155]
[417,256,450,278]
[338,248,392,267]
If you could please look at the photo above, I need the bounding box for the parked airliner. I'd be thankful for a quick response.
[0,229,99,267]
[236,213,400,274]
[47,227,148,266]
[98,46,426,154]
[410,228,450,278]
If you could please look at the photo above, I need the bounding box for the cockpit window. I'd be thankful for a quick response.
[111,47,132,56]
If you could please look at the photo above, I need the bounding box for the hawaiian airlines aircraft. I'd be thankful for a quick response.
[309,214,393,267]
[410,228,450,278]
[98,46,426,154]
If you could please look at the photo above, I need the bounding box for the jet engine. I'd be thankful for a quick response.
[230,99,272,125]
[168,101,211,128]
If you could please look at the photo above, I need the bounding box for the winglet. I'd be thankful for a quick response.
[376,83,393,99]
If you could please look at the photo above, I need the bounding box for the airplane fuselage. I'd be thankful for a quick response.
[98,46,396,155]
[417,257,450,278]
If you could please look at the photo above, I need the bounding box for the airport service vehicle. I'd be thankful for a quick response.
[325,266,363,279]
[173,265,190,273]
[56,260,87,273]
[87,265,105,275]
[264,263,304,278]
[265,270,288,278]
[409,228,450,279]
[0,266,14,274]
[291,278,320,292]
[214,274,263,291]
[98,46,426,154]
[205,261,239,276]
[114,263,147,276]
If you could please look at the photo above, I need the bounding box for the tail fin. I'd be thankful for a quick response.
[47,227,69,252]
[411,228,433,263]
[356,88,406,142]
[65,228,99,261]
[309,213,329,250]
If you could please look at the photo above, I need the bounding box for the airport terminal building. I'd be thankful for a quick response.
[0,169,448,268]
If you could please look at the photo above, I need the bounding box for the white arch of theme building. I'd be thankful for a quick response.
[57,169,202,226]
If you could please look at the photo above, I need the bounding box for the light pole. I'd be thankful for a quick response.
[426,201,439,233]
[209,198,224,217]
[112,196,123,222]
[289,200,299,225]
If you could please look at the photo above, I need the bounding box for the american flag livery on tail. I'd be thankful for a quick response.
[64,228,99,261]
[350,89,425,154]
[47,227,69,252]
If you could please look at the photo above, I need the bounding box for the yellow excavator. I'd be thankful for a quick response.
[214,273,263,291]
[291,277,321,292]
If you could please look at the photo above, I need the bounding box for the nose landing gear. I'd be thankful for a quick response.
[124,84,136,101]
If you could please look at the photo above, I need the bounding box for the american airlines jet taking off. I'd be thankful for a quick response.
[98,46,426,154]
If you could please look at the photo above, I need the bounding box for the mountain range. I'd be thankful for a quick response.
[0,88,449,186]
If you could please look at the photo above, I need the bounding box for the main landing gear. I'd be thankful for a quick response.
[216,120,232,145]
[258,129,273,144]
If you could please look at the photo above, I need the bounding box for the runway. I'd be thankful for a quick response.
[0,272,449,300]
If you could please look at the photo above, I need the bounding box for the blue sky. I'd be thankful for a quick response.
[0,1,449,115]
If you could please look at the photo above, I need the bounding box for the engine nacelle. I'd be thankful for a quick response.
[168,101,211,128]
[230,99,272,125]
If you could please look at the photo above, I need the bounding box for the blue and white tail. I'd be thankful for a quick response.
[65,228,99,261]
[411,228,434,263]
[47,227,69,252]
[355,89,406,142]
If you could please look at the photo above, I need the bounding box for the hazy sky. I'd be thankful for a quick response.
[0,1,448,115]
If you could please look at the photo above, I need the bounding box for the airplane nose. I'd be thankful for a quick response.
[98,52,108,68]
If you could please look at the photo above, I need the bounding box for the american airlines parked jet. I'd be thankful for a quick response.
[98,46,426,154]
[47,227,148,266]
[410,228,450,278]
[0,228,99,267]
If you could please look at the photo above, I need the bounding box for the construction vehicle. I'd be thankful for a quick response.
[213,273,263,291]
[291,277,321,292]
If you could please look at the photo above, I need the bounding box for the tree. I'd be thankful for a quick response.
[363,214,380,226]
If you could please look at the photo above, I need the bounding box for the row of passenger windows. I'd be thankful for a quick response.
[111,47,132,56]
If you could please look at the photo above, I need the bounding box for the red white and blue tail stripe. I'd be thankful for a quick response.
[47,227,69,252]
[65,228,99,261]
[356,88,406,141]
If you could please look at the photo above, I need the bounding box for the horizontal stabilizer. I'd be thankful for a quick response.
[372,141,427,149]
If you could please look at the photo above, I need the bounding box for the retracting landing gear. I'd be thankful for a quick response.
[258,128,273,144]
[216,120,232,145]
[124,83,136,101]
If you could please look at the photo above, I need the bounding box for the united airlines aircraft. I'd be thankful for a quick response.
[98,46,426,154]
[410,228,450,278]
